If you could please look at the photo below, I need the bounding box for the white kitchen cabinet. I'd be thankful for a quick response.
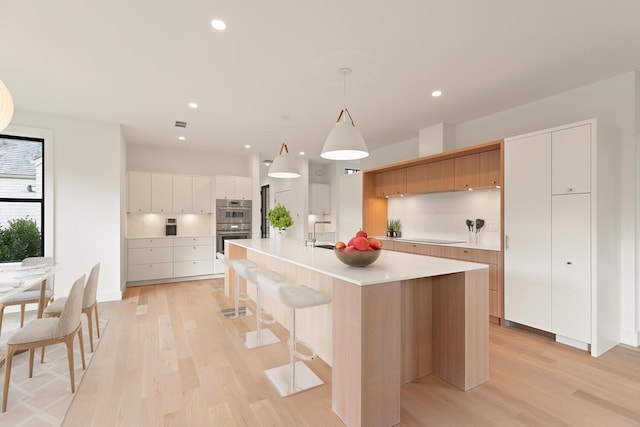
[338,173,363,243]
[215,175,252,200]
[192,176,212,213]
[128,172,151,213]
[173,236,214,277]
[504,119,620,356]
[552,194,591,344]
[151,173,173,213]
[172,175,193,213]
[552,124,591,195]
[504,132,552,332]
[309,183,331,215]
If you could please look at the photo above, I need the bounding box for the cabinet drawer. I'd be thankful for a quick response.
[174,260,214,277]
[393,241,423,254]
[174,236,214,247]
[128,247,173,264]
[127,263,173,281]
[173,245,214,262]
[440,247,498,264]
[128,238,173,249]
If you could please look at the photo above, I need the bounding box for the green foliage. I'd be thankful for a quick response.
[387,218,401,232]
[0,217,42,262]
[267,203,293,230]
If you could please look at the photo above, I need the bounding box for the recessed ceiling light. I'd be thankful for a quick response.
[432,90,442,97]
[178,136,186,141]
[299,151,305,156]
[263,160,272,166]
[244,144,251,149]
[211,19,226,31]
[188,102,198,109]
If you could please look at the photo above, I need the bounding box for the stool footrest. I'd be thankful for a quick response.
[290,339,316,361]
[258,311,276,325]
[238,292,251,302]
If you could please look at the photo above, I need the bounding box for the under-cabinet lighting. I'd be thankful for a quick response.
[211,19,226,31]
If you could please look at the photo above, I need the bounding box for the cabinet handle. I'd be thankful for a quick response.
[568,188,573,192]
[566,261,572,265]
[463,250,468,253]
[505,235,510,250]
[492,180,496,185]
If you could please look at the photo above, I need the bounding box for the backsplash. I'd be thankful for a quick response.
[127,213,213,237]
[387,189,501,247]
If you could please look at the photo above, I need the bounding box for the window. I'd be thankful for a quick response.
[0,134,45,262]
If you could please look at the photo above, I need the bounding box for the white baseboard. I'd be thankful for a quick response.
[555,335,590,352]
[620,329,640,347]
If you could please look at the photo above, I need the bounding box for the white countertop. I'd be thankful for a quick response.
[229,238,488,286]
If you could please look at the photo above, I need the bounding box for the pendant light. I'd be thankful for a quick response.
[268,142,300,178]
[0,80,15,132]
[321,68,369,160]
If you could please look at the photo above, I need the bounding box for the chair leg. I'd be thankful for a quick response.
[19,304,25,327]
[65,337,76,393]
[94,304,100,338]
[290,308,296,394]
[0,304,5,336]
[3,347,14,412]
[28,348,35,378]
[40,345,46,363]
[85,310,94,353]
[78,327,86,369]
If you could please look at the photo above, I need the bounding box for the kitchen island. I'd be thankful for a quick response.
[226,238,489,427]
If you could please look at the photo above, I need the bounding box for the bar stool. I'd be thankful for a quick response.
[234,263,285,349]
[258,275,332,397]
[216,252,256,319]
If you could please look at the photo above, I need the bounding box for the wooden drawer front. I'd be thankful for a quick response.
[174,260,214,277]
[393,241,422,254]
[127,238,173,249]
[440,247,498,264]
[421,244,442,257]
[127,263,173,281]
[173,245,214,262]
[174,236,214,247]
[128,247,173,264]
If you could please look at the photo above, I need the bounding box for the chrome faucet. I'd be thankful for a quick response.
[306,221,331,247]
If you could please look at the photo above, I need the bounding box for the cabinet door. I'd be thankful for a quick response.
[405,164,428,194]
[128,172,151,213]
[174,260,214,277]
[127,263,173,282]
[427,159,454,192]
[504,133,552,331]
[388,169,406,196]
[192,176,212,213]
[172,175,192,213]
[128,247,174,264]
[552,124,591,195]
[454,154,480,190]
[374,172,390,197]
[215,175,235,200]
[151,173,173,213]
[479,150,501,188]
[552,194,591,343]
[235,177,253,200]
[309,183,331,214]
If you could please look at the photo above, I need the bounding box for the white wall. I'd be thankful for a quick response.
[360,137,419,169]
[307,161,336,238]
[9,110,123,302]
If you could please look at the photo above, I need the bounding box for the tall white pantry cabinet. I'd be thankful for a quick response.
[504,119,620,356]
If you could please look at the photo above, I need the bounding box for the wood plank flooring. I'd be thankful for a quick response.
[64,279,640,426]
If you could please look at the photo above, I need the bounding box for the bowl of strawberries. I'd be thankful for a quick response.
[334,230,383,267]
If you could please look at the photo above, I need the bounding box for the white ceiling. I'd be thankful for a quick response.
[3,1,640,162]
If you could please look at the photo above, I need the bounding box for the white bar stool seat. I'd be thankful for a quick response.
[258,275,331,397]
[235,265,285,349]
[216,252,256,318]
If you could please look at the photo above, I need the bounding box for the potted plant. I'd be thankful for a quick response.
[267,203,294,237]
[386,218,401,238]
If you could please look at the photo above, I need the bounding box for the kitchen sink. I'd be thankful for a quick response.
[314,244,335,249]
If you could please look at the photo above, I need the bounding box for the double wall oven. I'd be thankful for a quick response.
[216,199,251,254]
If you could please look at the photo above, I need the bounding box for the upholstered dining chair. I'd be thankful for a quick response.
[43,262,100,353]
[0,256,55,336]
[2,274,86,413]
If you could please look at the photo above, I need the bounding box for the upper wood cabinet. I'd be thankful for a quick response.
[375,169,406,197]
[406,159,454,194]
[454,154,480,190]
[479,150,501,188]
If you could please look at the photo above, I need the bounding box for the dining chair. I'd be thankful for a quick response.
[43,263,100,353]
[0,257,55,336]
[2,274,86,413]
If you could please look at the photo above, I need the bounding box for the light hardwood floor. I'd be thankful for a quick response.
[64,279,640,426]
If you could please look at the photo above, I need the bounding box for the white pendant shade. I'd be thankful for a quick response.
[268,143,301,178]
[321,108,369,160]
[0,80,14,132]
